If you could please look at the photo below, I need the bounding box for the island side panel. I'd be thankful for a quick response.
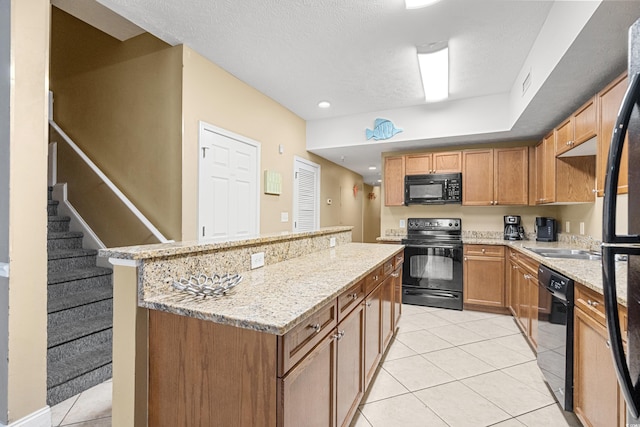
[148,310,278,426]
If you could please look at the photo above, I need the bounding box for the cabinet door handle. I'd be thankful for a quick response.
[366,302,372,307]
[464,257,468,261]
[332,330,345,341]
[481,248,486,253]
[587,299,599,307]
[392,272,400,277]
[310,323,321,333]
[351,293,358,300]
[494,201,498,205]
[606,340,611,349]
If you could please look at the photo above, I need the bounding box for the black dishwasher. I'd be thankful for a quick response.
[537,264,574,411]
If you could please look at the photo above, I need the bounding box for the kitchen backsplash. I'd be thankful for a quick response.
[383,229,601,252]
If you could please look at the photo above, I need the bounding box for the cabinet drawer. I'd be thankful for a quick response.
[575,285,606,326]
[464,245,504,257]
[365,266,384,295]
[575,284,628,342]
[395,252,404,269]
[338,280,365,322]
[278,301,338,376]
[383,258,394,276]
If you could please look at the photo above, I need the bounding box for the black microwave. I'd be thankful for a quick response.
[404,173,462,205]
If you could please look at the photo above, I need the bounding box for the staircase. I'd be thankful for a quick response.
[47,186,113,406]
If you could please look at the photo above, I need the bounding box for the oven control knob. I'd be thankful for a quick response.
[449,223,452,226]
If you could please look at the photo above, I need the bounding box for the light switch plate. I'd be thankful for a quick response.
[400,219,406,228]
[580,222,585,235]
[251,252,265,269]
[281,212,289,222]
[565,221,570,234]
[330,237,336,247]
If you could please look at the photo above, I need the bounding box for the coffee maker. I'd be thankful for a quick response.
[536,217,557,242]
[504,215,524,240]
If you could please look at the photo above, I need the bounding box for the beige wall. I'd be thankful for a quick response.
[50,8,183,246]
[363,185,381,243]
[557,194,628,240]
[5,0,50,422]
[181,47,365,242]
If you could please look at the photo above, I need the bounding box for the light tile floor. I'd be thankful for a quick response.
[50,304,582,427]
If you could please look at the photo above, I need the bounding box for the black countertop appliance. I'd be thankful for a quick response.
[536,217,557,242]
[504,215,524,240]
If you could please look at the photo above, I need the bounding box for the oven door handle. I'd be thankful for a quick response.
[404,290,458,299]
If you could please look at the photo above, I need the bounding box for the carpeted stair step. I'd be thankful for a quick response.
[47,200,59,216]
[48,312,112,348]
[48,267,112,300]
[47,231,83,251]
[47,215,71,233]
[47,340,112,388]
[48,299,112,332]
[47,363,112,407]
[47,248,98,274]
[48,287,113,314]
[47,328,112,364]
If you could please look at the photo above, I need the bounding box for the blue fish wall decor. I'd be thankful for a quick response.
[365,118,403,141]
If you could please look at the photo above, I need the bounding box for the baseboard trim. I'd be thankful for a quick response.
[0,406,51,427]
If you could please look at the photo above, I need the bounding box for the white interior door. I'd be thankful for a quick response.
[198,122,260,241]
[293,156,320,232]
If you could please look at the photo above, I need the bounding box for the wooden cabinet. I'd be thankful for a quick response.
[574,283,628,427]
[364,283,382,388]
[506,249,539,349]
[535,133,556,204]
[536,132,596,204]
[381,276,394,352]
[555,96,598,156]
[405,151,461,175]
[463,245,505,308]
[597,72,628,196]
[393,266,402,330]
[462,147,528,206]
[384,156,405,206]
[335,303,365,427]
[280,330,337,427]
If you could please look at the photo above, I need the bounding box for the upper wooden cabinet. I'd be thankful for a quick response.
[462,147,528,206]
[597,72,628,196]
[555,96,598,156]
[384,156,405,206]
[536,132,596,205]
[405,151,461,175]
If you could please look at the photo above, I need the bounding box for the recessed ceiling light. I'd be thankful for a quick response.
[368,166,377,170]
[418,46,449,102]
[377,179,382,183]
[318,101,331,108]
[405,0,441,9]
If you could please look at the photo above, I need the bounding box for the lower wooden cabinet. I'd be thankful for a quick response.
[279,330,337,427]
[364,283,382,388]
[336,303,365,427]
[573,283,627,427]
[463,245,505,308]
[505,249,539,349]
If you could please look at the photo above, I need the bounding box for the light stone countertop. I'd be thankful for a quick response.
[463,238,628,307]
[377,235,627,306]
[100,226,353,260]
[141,243,404,335]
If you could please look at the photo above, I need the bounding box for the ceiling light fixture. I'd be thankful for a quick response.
[368,166,377,170]
[417,46,449,102]
[318,101,331,109]
[405,0,441,9]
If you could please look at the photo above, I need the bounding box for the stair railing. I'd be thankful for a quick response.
[49,120,171,244]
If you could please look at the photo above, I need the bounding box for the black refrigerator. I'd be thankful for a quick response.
[602,18,640,425]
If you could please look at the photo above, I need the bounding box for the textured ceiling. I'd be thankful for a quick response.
[96,0,553,120]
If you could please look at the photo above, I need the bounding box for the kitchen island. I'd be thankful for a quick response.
[101,227,404,427]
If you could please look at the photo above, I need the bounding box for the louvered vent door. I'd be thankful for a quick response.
[293,157,320,232]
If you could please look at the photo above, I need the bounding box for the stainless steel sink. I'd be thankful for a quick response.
[524,247,602,260]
